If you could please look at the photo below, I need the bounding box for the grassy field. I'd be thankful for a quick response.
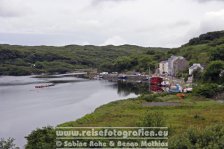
[59,94,224,135]
[24,94,224,149]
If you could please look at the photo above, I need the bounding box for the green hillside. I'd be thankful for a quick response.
[0,44,168,75]
[169,31,224,66]
[105,30,224,74]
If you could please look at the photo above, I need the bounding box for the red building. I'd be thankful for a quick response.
[150,77,163,86]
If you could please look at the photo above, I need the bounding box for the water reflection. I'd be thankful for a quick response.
[108,81,149,96]
[150,85,164,93]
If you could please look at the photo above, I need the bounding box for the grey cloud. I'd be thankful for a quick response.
[0,0,29,17]
[0,6,17,17]
[0,0,224,48]
[169,21,191,28]
[0,31,105,46]
[91,0,134,5]
[196,0,224,3]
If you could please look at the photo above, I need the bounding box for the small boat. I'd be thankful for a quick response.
[161,81,170,87]
[35,85,45,88]
[169,84,182,93]
[118,75,127,80]
[35,83,55,88]
[183,87,193,93]
[48,83,55,87]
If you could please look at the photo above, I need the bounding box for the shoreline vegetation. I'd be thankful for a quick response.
[60,94,224,128]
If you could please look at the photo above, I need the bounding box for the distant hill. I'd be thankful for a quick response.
[0,44,168,75]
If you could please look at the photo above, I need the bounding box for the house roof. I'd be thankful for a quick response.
[160,61,168,64]
[189,64,203,70]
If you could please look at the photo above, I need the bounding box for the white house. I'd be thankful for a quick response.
[159,61,168,75]
[189,64,204,75]
[220,70,224,77]
[100,72,109,75]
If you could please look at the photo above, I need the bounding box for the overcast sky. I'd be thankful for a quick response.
[0,0,224,47]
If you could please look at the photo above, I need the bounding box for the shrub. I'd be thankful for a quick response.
[203,61,224,84]
[139,94,159,102]
[139,93,168,102]
[138,111,166,127]
[25,126,55,149]
[193,83,224,98]
[169,134,192,149]
[169,125,224,149]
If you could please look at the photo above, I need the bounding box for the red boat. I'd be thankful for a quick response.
[35,83,55,88]
[150,77,163,86]
[35,85,45,88]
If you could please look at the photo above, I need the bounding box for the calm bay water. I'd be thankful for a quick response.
[0,76,138,148]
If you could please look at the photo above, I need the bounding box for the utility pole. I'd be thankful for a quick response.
[148,67,151,93]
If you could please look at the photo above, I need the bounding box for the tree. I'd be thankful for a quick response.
[113,56,132,72]
[25,126,55,149]
[210,48,224,61]
[203,61,224,84]
[192,68,203,82]
[0,138,19,149]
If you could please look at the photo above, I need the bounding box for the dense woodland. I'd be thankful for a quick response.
[0,44,168,75]
[0,45,167,75]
